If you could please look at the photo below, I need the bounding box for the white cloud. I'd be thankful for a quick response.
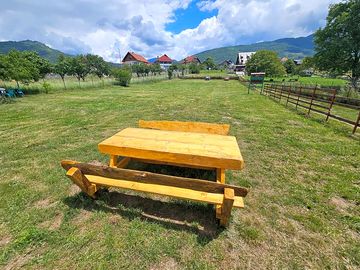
[0,0,340,62]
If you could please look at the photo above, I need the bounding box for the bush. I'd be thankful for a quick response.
[189,63,200,74]
[112,68,132,86]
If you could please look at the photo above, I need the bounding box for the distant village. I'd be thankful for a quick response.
[121,51,306,75]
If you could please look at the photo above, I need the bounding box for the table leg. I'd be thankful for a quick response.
[216,168,226,219]
[109,155,118,168]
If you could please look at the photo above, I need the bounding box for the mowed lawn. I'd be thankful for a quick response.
[0,80,359,269]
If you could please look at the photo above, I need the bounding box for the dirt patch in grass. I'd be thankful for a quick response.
[4,247,44,270]
[149,257,178,270]
[39,212,64,231]
[33,198,55,209]
[68,184,81,196]
[0,235,12,247]
[329,197,354,212]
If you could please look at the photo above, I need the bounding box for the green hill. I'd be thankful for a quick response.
[0,40,70,63]
[195,34,314,63]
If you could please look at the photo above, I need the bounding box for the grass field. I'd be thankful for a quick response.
[0,80,359,269]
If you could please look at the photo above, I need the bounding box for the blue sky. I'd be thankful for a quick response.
[166,1,217,33]
[0,0,340,61]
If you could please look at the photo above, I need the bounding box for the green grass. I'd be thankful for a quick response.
[0,73,168,94]
[0,80,359,269]
[263,76,347,87]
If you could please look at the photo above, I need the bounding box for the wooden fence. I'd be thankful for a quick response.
[262,83,360,134]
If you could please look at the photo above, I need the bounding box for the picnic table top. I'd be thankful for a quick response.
[98,127,244,170]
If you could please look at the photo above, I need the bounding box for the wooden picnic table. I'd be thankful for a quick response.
[61,121,248,227]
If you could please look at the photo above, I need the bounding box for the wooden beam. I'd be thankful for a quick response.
[133,158,215,170]
[220,188,235,226]
[66,167,97,198]
[84,174,244,208]
[61,160,249,197]
[139,120,230,135]
[116,157,131,168]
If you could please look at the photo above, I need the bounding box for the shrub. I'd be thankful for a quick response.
[189,63,200,74]
[112,68,132,86]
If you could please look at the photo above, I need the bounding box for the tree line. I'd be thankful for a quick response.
[0,50,112,89]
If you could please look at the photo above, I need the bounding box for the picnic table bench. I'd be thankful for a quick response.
[61,120,248,226]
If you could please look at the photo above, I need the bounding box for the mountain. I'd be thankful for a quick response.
[0,40,70,63]
[195,34,314,63]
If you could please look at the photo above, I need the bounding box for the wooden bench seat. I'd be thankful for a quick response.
[61,160,248,226]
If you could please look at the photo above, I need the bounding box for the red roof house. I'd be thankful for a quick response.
[155,54,173,64]
[181,55,201,64]
[122,51,149,64]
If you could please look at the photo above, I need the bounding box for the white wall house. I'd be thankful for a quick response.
[234,52,255,75]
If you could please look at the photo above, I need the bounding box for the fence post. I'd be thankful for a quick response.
[326,89,336,122]
[296,86,302,110]
[308,85,317,115]
[353,110,360,134]
[279,84,284,102]
[286,85,291,107]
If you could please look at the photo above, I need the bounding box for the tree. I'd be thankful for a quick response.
[0,54,9,82]
[86,54,110,86]
[301,57,314,70]
[246,50,286,77]
[5,50,40,88]
[314,0,360,90]
[54,54,71,89]
[112,67,132,86]
[69,55,90,85]
[24,51,52,80]
[202,57,216,70]
[283,59,296,75]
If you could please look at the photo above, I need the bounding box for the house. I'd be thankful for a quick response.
[122,51,149,65]
[234,52,255,75]
[218,59,234,70]
[155,54,173,70]
[280,57,289,63]
[294,59,302,65]
[181,55,201,64]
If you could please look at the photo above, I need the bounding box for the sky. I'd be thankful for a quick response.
[0,0,341,62]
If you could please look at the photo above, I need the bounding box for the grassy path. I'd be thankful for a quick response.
[0,80,359,269]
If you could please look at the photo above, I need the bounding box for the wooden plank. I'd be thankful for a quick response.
[61,160,249,197]
[66,167,97,198]
[139,120,230,135]
[220,188,235,226]
[84,174,244,208]
[98,128,244,170]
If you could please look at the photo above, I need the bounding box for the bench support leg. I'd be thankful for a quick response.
[220,188,234,227]
[66,167,97,198]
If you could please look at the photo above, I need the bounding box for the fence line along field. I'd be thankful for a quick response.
[262,83,360,133]
[0,79,359,269]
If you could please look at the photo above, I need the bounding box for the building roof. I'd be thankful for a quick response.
[181,55,201,64]
[122,51,149,63]
[156,54,172,63]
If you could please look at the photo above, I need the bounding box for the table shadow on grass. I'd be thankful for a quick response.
[63,190,222,244]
